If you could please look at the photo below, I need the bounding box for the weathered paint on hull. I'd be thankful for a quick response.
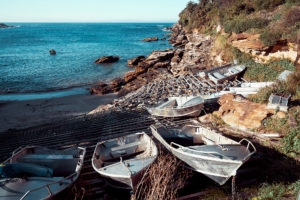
[101,167,146,190]
[172,149,242,185]
[147,104,203,118]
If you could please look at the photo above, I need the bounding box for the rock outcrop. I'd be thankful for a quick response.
[49,49,56,55]
[142,37,158,42]
[229,33,269,53]
[89,82,111,95]
[94,56,119,64]
[214,93,274,130]
[127,56,145,67]
[229,32,299,64]
[169,24,222,75]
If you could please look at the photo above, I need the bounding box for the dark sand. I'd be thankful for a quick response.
[0,93,116,132]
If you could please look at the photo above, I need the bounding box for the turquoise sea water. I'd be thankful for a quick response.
[0,23,173,100]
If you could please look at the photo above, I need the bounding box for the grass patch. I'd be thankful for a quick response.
[282,127,300,157]
[224,18,268,34]
[251,180,300,200]
[260,115,289,134]
[230,47,296,82]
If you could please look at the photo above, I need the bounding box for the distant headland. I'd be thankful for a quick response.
[0,23,16,28]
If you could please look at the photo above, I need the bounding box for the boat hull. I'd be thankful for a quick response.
[92,133,157,190]
[171,148,243,185]
[100,166,146,190]
[150,125,253,185]
[147,103,203,118]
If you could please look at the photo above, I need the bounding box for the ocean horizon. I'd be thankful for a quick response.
[0,22,173,100]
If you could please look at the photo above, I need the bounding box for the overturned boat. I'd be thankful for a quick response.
[0,146,86,200]
[150,122,256,185]
[92,132,157,190]
[199,64,246,84]
[146,96,204,118]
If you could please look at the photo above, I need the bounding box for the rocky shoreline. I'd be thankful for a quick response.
[90,23,223,97]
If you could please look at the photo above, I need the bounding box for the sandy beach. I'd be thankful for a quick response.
[0,93,116,132]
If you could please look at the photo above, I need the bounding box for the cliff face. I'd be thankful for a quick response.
[168,24,226,76]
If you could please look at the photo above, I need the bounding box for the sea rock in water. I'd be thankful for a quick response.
[128,56,145,67]
[49,49,56,55]
[142,37,158,42]
[94,56,119,64]
[215,93,275,130]
[161,38,166,41]
[90,82,113,95]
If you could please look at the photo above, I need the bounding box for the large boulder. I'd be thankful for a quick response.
[124,71,139,83]
[110,77,125,87]
[142,37,158,42]
[133,49,174,74]
[215,93,274,130]
[94,56,119,64]
[145,49,174,62]
[127,56,145,67]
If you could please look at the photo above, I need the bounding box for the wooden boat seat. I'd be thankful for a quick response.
[213,72,225,79]
[102,150,145,166]
[21,154,74,160]
[110,141,143,152]
[230,68,239,73]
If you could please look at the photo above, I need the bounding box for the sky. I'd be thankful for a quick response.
[0,0,194,23]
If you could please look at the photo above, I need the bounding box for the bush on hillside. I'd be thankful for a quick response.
[254,0,285,11]
[282,7,300,26]
[260,29,282,46]
[224,18,268,33]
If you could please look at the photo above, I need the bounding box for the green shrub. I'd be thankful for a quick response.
[282,7,300,26]
[254,181,300,200]
[282,127,300,156]
[260,29,282,46]
[254,0,286,11]
[224,18,268,33]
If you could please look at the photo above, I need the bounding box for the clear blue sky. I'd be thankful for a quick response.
[1,0,194,22]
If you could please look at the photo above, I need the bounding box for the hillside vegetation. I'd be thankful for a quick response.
[179,0,300,44]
